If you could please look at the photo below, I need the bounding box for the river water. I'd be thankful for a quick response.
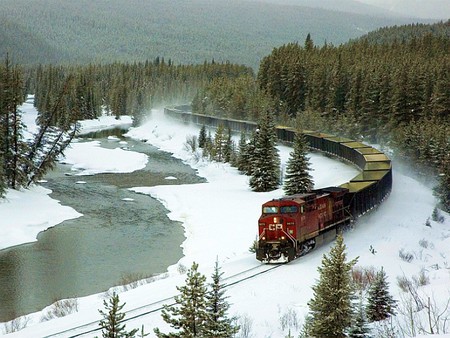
[0,129,205,322]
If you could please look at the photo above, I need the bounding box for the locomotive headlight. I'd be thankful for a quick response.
[273,217,279,223]
[262,236,266,240]
[281,236,285,240]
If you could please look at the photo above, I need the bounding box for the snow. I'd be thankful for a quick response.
[61,140,148,175]
[1,103,449,337]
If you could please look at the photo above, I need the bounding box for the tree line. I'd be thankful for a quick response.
[0,58,252,197]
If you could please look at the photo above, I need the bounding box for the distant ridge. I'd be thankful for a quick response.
[0,0,434,68]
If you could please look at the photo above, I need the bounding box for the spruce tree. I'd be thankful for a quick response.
[249,110,280,192]
[348,297,371,338]
[213,124,226,162]
[98,292,138,338]
[307,234,358,338]
[204,260,240,337]
[366,268,397,322]
[198,125,207,149]
[283,132,314,195]
[154,262,208,337]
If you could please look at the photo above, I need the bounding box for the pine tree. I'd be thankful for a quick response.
[283,132,313,195]
[308,234,358,338]
[366,268,397,322]
[204,260,240,337]
[249,110,280,192]
[98,292,138,338]
[154,262,208,337]
[198,125,207,148]
[236,131,249,173]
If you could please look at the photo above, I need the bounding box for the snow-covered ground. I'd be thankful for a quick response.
[1,101,449,337]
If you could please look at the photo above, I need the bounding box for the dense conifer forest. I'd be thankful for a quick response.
[0,0,433,68]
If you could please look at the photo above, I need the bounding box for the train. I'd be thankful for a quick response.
[164,106,393,263]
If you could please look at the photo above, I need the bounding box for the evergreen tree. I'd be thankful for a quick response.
[0,56,29,190]
[366,268,397,322]
[249,110,280,192]
[223,127,234,164]
[213,124,226,162]
[236,131,249,173]
[348,297,371,338]
[203,259,240,337]
[434,154,450,212]
[308,234,358,338]
[198,125,207,148]
[98,292,138,338]
[283,132,314,195]
[154,262,208,337]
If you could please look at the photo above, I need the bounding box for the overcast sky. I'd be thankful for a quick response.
[357,0,450,19]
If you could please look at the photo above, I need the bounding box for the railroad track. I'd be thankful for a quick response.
[43,263,282,338]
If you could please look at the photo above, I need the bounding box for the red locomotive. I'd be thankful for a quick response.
[256,187,350,263]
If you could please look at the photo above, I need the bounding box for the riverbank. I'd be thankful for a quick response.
[0,99,137,251]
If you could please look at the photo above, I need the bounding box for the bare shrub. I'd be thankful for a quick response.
[279,307,300,331]
[120,272,147,291]
[183,135,198,153]
[40,298,79,322]
[352,265,377,291]
[419,239,429,249]
[2,316,30,334]
[177,263,187,274]
[397,275,413,293]
[399,249,414,263]
[412,269,430,287]
[237,314,253,338]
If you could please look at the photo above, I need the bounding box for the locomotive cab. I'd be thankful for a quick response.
[256,188,350,263]
[257,196,307,263]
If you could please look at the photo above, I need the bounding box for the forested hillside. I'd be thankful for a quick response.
[0,0,432,69]
[193,22,450,210]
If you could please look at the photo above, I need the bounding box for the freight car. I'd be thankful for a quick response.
[164,106,392,262]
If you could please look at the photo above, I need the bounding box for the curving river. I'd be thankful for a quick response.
[0,129,205,322]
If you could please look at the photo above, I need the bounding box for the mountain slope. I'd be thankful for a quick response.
[0,0,431,68]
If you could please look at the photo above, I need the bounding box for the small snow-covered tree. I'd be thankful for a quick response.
[249,110,280,192]
[154,262,208,337]
[366,267,397,322]
[204,259,240,337]
[348,296,371,338]
[307,234,358,337]
[98,292,138,338]
[284,132,314,195]
[213,124,226,162]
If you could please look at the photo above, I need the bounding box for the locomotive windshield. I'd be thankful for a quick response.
[280,206,299,213]
[263,206,278,214]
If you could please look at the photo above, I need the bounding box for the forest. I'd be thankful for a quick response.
[0,21,449,211]
[0,0,432,69]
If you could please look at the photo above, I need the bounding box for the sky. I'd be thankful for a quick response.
[1,100,450,337]
[357,0,450,19]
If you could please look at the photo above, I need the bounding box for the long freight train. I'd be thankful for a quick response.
[164,106,392,263]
